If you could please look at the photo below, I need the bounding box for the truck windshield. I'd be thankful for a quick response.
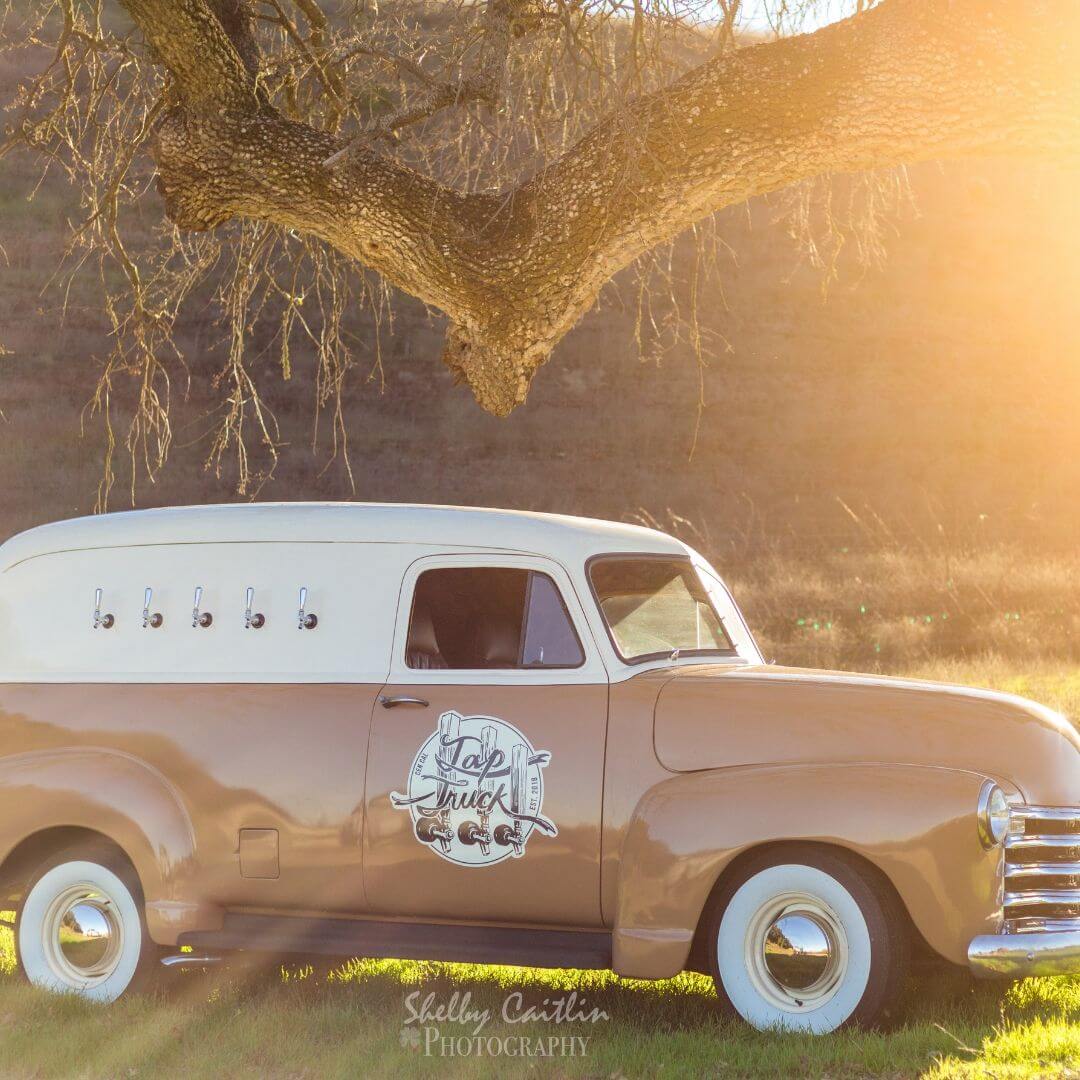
[588,556,738,663]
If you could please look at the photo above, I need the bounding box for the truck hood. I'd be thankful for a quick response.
[653,664,1080,805]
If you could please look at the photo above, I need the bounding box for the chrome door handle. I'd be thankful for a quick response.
[380,695,429,709]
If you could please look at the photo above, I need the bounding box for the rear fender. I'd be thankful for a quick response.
[0,748,220,943]
[614,763,1001,978]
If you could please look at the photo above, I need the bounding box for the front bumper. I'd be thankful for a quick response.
[969,930,1080,978]
[969,802,1080,978]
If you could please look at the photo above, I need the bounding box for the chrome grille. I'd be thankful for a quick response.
[1005,806,1080,931]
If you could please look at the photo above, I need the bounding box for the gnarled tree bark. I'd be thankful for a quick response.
[122,0,1080,415]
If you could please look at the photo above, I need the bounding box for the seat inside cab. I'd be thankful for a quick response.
[405,567,584,671]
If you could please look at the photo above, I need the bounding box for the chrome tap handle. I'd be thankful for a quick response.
[510,742,527,816]
[480,725,496,799]
[244,586,264,629]
[191,586,213,628]
[297,586,317,630]
[92,588,114,630]
[510,743,527,854]
[142,587,162,630]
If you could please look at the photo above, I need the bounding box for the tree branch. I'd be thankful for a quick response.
[121,0,1080,415]
[120,0,257,109]
[262,0,347,110]
[207,0,261,80]
[324,0,532,165]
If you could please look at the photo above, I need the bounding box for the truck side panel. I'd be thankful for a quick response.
[0,683,378,944]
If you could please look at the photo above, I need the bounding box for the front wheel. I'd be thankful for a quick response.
[16,844,163,1002]
[706,846,908,1033]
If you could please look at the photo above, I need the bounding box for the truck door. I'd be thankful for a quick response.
[363,554,609,928]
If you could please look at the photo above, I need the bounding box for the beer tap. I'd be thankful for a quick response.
[244,587,265,629]
[419,710,460,855]
[477,724,495,856]
[192,586,213,628]
[415,814,454,850]
[494,742,528,857]
[297,586,318,630]
[92,588,114,630]
[459,724,495,854]
[141,587,163,629]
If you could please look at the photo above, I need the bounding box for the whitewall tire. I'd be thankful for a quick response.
[707,846,908,1033]
[16,846,160,1002]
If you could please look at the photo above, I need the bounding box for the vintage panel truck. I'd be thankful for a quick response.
[0,503,1078,1031]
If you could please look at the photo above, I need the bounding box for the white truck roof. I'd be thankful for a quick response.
[0,502,684,572]
[0,503,751,685]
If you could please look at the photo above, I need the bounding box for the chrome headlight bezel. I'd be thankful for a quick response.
[977,780,1011,850]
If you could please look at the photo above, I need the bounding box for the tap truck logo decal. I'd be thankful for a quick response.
[391,710,557,867]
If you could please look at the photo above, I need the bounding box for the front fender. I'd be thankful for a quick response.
[614,763,1002,978]
[0,748,219,944]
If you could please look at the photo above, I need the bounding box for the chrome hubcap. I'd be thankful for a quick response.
[42,886,124,987]
[763,913,835,991]
[745,894,847,1011]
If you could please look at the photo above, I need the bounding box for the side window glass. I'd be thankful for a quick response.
[521,573,585,667]
[406,567,584,670]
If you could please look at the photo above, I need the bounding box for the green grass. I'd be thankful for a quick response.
[0,659,1078,1078]
[0,953,1076,1078]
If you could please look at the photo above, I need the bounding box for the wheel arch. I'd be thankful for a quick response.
[612,762,1000,979]
[0,825,138,901]
[0,748,213,944]
[682,838,923,975]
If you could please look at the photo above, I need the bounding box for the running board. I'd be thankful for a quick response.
[160,953,222,969]
[179,915,613,970]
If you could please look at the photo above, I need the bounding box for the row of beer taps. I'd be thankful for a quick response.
[91,586,319,631]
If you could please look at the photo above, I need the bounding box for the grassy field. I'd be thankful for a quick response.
[0,949,1078,1080]
[0,657,1078,1076]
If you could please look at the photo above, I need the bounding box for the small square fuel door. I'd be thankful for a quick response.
[238,828,280,879]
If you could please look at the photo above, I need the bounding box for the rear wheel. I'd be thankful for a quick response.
[15,844,164,1001]
[706,846,908,1033]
